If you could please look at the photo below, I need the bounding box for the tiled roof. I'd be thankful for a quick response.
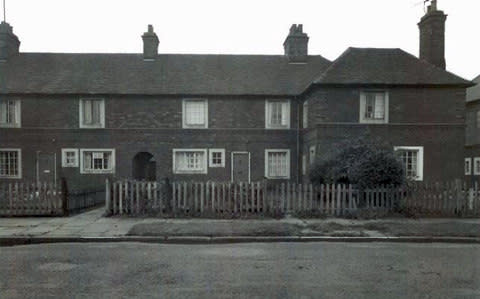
[0,53,331,96]
[313,47,472,86]
[466,75,480,102]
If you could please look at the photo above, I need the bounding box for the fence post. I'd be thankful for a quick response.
[105,178,111,216]
[61,177,69,216]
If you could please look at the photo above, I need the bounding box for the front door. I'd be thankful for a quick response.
[37,152,56,184]
[232,152,250,182]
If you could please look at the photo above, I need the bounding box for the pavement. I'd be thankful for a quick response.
[1,206,480,245]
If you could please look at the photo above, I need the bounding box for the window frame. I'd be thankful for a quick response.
[264,149,291,179]
[394,146,424,181]
[61,148,79,168]
[0,99,21,128]
[303,100,308,129]
[265,99,291,129]
[0,148,22,179]
[79,98,105,129]
[79,148,115,174]
[173,149,208,174]
[359,91,389,124]
[182,99,208,129]
[474,157,480,176]
[209,148,225,168]
[465,157,472,175]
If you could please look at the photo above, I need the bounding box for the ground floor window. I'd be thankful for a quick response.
[209,149,225,168]
[265,149,290,179]
[394,146,423,181]
[80,149,115,174]
[0,149,21,178]
[474,157,480,176]
[173,149,207,174]
[465,158,472,175]
[62,149,79,167]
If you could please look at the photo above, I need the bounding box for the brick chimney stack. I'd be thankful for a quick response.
[142,25,159,60]
[283,24,309,63]
[418,0,447,69]
[0,21,20,61]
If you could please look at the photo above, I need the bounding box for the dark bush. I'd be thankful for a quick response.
[309,137,405,188]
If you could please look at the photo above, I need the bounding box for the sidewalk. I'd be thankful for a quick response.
[0,207,480,244]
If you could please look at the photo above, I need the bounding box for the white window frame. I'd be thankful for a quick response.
[303,100,308,129]
[182,99,208,129]
[465,157,472,175]
[265,149,291,179]
[359,91,389,124]
[209,149,225,168]
[173,149,208,174]
[0,99,21,128]
[80,149,115,174]
[309,145,316,165]
[474,157,480,176]
[79,98,105,129]
[394,146,424,181]
[0,148,22,179]
[265,99,291,129]
[61,148,79,167]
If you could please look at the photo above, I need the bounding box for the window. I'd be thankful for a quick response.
[0,99,21,127]
[80,149,115,174]
[309,145,316,165]
[474,157,480,175]
[0,149,21,178]
[173,149,207,174]
[359,91,389,124]
[303,100,308,128]
[209,149,225,168]
[265,149,290,179]
[266,100,290,129]
[465,157,472,175]
[62,149,78,167]
[183,99,208,128]
[476,111,480,129]
[394,146,424,181]
[79,99,105,128]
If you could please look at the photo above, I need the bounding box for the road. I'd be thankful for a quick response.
[0,242,479,298]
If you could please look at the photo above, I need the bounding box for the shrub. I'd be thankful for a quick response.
[309,137,405,188]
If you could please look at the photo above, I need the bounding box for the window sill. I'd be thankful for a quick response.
[0,124,21,128]
[174,170,207,174]
[80,170,114,174]
[0,175,22,179]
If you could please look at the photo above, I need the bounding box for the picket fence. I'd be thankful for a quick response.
[0,181,65,216]
[105,179,416,217]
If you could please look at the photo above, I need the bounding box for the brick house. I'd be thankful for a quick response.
[0,1,472,189]
[465,75,480,182]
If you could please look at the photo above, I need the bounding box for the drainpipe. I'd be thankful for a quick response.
[295,95,300,184]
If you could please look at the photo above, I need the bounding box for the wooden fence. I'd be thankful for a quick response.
[0,181,65,216]
[106,179,480,218]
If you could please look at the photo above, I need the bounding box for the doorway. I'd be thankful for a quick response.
[132,152,156,181]
[231,152,250,182]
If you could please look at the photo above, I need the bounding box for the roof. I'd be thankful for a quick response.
[466,75,480,102]
[0,53,331,96]
[313,47,472,86]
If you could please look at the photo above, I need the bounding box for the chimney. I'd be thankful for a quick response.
[0,22,20,61]
[142,25,159,60]
[283,24,309,63]
[418,0,447,69]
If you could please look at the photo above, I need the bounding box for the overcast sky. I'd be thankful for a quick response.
[3,0,479,80]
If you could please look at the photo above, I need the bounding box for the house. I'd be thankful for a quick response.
[465,75,480,181]
[0,1,472,190]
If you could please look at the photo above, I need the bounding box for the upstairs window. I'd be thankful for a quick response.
[0,99,21,128]
[265,149,290,179]
[360,91,389,124]
[80,149,115,174]
[173,149,207,174]
[394,146,424,181]
[183,99,208,128]
[80,99,105,128]
[266,100,290,129]
[0,149,21,179]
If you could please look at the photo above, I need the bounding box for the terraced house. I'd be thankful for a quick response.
[0,1,472,190]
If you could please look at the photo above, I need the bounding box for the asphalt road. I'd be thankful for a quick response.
[0,242,479,298]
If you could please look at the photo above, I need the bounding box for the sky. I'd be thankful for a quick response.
[2,0,479,80]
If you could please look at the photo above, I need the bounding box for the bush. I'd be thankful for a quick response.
[309,137,405,188]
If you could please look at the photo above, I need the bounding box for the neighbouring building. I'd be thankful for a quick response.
[465,75,480,182]
[0,1,473,189]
